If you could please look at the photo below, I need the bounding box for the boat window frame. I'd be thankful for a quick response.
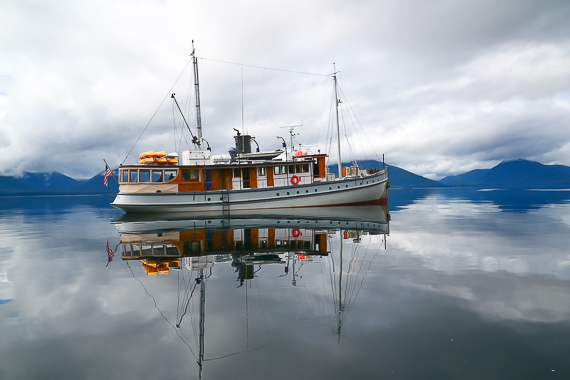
[258,167,266,176]
[164,169,177,182]
[130,170,138,183]
[139,169,151,183]
[151,170,163,183]
[181,168,201,182]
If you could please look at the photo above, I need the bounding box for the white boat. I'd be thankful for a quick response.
[111,43,389,214]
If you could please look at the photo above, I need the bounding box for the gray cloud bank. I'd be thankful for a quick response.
[1,0,570,179]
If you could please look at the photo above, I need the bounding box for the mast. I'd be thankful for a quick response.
[333,64,342,179]
[192,40,202,146]
[337,230,343,341]
[198,268,205,378]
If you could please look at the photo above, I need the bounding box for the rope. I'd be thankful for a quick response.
[121,58,193,165]
[198,57,328,77]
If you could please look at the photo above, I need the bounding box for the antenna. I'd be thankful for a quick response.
[279,124,302,153]
[191,40,202,146]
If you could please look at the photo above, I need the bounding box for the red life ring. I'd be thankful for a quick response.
[291,175,300,185]
[292,228,301,238]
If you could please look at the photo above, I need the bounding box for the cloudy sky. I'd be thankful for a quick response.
[2,0,570,179]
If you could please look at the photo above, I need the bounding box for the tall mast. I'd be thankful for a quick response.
[333,64,342,179]
[198,268,205,378]
[192,40,202,146]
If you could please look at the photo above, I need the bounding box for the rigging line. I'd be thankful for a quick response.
[175,101,193,150]
[125,261,198,360]
[198,57,328,77]
[342,244,359,307]
[327,235,339,312]
[254,274,272,343]
[345,244,362,309]
[177,268,195,323]
[350,238,378,307]
[177,276,200,327]
[121,58,193,165]
[337,85,369,162]
[339,104,358,166]
[204,342,274,362]
[337,83,382,162]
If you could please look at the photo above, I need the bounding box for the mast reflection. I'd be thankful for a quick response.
[112,205,389,377]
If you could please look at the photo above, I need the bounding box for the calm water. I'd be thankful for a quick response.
[1,189,570,379]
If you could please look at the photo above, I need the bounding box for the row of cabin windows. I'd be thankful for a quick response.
[121,164,312,183]
[120,168,201,183]
[233,164,310,178]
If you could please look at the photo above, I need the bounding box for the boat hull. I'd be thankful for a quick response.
[111,169,388,214]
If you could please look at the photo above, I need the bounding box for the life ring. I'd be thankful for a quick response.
[292,229,301,238]
[291,175,300,185]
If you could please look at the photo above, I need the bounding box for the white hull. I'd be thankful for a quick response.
[113,205,390,235]
[111,169,388,214]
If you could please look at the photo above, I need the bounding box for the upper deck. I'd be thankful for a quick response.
[118,155,328,194]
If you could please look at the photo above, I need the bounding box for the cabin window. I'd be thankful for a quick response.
[121,170,128,183]
[130,170,138,183]
[281,165,287,174]
[258,167,266,176]
[151,170,163,183]
[233,168,241,178]
[164,170,177,182]
[296,164,302,173]
[302,163,309,173]
[274,166,280,175]
[139,169,151,182]
[182,168,200,182]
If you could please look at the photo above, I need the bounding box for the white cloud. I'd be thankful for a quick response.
[1,0,570,178]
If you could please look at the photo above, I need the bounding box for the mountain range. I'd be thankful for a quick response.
[440,159,570,188]
[1,159,569,195]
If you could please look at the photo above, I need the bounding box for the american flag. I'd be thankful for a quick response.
[104,163,113,187]
[106,240,115,263]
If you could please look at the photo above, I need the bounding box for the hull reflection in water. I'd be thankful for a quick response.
[113,205,389,276]
[112,205,389,376]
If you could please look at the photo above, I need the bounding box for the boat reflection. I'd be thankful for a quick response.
[111,205,389,377]
[113,205,389,277]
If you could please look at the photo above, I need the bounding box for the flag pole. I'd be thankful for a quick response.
[103,159,119,184]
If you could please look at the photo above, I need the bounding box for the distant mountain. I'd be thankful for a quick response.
[329,160,444,188]
[67,171,119,194]
[441,159,570,188]
[0,170,117,195]
[0,172,83,193]
[10,158,567,195]
[440,169,489,186]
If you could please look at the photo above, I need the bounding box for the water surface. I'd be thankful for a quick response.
[1,189,570,379]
